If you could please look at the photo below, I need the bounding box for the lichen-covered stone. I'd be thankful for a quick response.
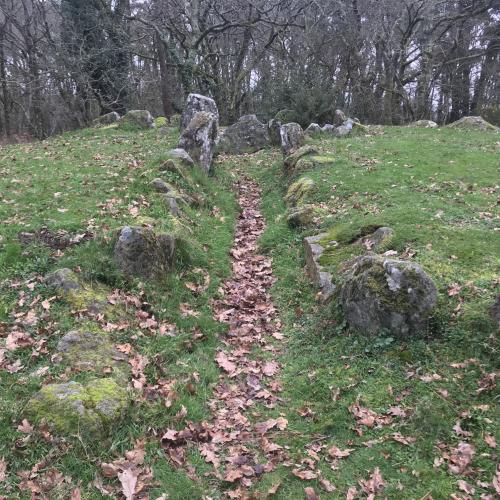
[167,148,195,166]
[294,158,315,174]
[150,178,175,194]
[26,379,128,437]
[304,234,335,302]
[322,124,335,133]
[93,112,120,127]
[284,145,318,173]
[447,116,499,132]
[180,94,219,133]
[45,269,111,315]
[178,111,218,173]
[216,115,270,154]
[285,177,316,206]
[334,109,347,126]
[333,124,351,138]
[410,120,438,128]
[286,204,316,227]
[56,330,129,376]
[280,123,305,155]
[119,110,155,129]
[305,123,321,135]
[357,227,394,251]
[45,268,81,292]
[114,226,175,279]
[268,119,282,146]
[163,195,181,216]
[339,255,438,337]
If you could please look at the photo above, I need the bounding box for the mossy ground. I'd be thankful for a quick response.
[0,125,498,498]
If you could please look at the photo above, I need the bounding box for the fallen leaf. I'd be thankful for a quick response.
[215,351,236,374]
[292,469,317,480]
[346,486,358,500]
[328,445,355,458]
[117,468,138,500]
[0,458,6,482]
[391,432,416,445]
[17,419,34,433]
[304,486,320,499]
[319,478,336,492]
[457,480,475,495]
[484,433,496,449]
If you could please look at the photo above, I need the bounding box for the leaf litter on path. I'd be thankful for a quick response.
[161,175,288,495]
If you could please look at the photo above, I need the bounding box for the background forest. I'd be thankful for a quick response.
[0,0,499,139]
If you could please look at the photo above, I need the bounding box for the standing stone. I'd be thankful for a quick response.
[119,110,155,129]
[114,226,175,279]
[305,123,321,135]
[268,119,282,146]
[178,111,218,173]
[216,115,270,154]
[180,93,219,133]
[334,109,347,126]
[303,234,335,302]
[93,112,120,127]
[280,123,305,155]
[339,255,438,337]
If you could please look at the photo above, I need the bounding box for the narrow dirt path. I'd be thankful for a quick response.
[163,174,288,497]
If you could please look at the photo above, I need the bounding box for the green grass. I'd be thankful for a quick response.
[0,125,498,498]
[241,127,499,498]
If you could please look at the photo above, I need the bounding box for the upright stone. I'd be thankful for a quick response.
[280,123,305,155]
[217,115,270,154]
[334,109,347,126]
[305,123,321,135]
[178,111,218,173]
[114,226,175,279]
[180,93,219,133]
[268,119,282,146]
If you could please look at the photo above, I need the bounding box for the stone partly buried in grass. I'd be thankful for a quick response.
[44,268,111,315]
[114,226,175,279]
[118,110,155,129]
[56,329,129,377]
[286,204,317,227]
[283,145,318,174]
[284,177,316,206]
[303,233,335,302]
[26,378,129,437]
[339,255,438,337]
[216,114,270,154]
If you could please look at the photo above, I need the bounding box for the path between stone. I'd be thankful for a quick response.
[162,174,288,497]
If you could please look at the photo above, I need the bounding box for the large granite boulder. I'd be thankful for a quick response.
[268,119,282,146]
[93,112,120,127]
[26,379,128,437]
[447,116,499,132]
[178,111,218,173]
[114,226,175,279]
[280,123,305,155]
[119,110,155,129]
[217,115,270,154]
[339,255,438,337]
[180,93,219,133]
[304,234,335,302]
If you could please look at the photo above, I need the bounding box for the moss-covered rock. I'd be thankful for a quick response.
[286,204,317,228]
[339,255,438,337]
[56,329,129,378]
[283,145,318,174]
[26,378,129,437]
[284,177,316,206]
[357,227,394,252]
[45,269,112,316]
[150,178,176,194]
[118,110,155,129]
[93,112,120,127]
[155,116,167,127]
[114,226,175,279]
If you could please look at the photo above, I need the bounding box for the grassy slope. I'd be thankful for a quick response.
[0,125,238,498]
[0,125,498,499]
[243,127,499,498]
